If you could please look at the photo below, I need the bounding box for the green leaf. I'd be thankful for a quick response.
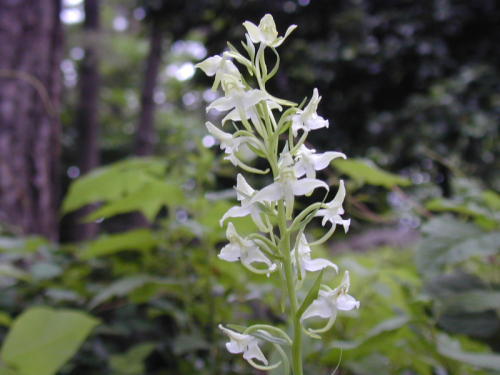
[0,311,12,327]
[61,158,167,215]
[109,342,157,375]
[89,275,177,309]
[297,269,324,319]
[0,368,20,375]
[365,315,409,339]
[173,334,210,355]
[79,229,157,259]
[415,216,500,276]
[0,306,99,375]
[331,158,411,188]
[0,264,30,282]
[83,181,183,222]
[482,190,500,210]
[0,236,48,254]
[437,333,500,370]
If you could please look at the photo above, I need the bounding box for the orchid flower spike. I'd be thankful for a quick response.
[219,325,268,365]
[243,14,297,48]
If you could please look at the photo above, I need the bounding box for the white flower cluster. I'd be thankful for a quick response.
[197,14,359,371]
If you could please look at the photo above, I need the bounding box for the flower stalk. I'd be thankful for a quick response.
[197,14,359,374]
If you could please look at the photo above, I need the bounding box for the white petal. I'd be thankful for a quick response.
[301,297,332,321]
[236,174,255,199]
[195,55,222,76]
[218,243,241,262]
[207,96,236,112]
[336,294,360,311]
[291,178,329,196]
[250,182,284,204]
[242,21,263,44]
[311,151,346,171]
[243,337,268,365]
[303,258,338,273]
[220,205,252,226]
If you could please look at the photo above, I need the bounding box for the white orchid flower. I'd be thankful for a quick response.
[219,223,276,273]
[301,271,359,332]
[205,122,253,166]
[292,234,338,283]
[243,14,297,48]
[195,52,241,92]
[250,154,329,219]
[294,145,346,179]
[219,325,268,365]
[291,88,329,137]
[220,174,269,232]
[207,75,268,126]
[315,180,350,232]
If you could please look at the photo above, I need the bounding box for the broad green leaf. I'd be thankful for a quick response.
[297,269,324,319]
[61,158,167,215]
[482,190,500,210]
[0,311,12,327]
[0,264,30,282]
[416,216,500,275]
[441,290,500,313]
[89,275,177,309]
[109,342,157,375]
[79,229,157,259]
[0,236,48,254]
[0,368,20,375]
[173,334,210,355]
[331,158,411,188]
[84,181,184,222]
[365,315,409,339]
[0,306,99,375]
[437,333,500,370]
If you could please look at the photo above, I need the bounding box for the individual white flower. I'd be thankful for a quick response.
[219,223,276,272]
[243,14,297,48]
[205,122,253,166]
[207,75,268,126]
[291,88,329,137]
[219,325,268,365]
[294,145,346,179]
[315,180,350,232]
[301,271,359,332]
[292,234,338,282]
[220,174,269,232]
[250,153,329,219]
[195,52,241,92]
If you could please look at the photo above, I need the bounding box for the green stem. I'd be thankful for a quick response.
[278,201,303,375]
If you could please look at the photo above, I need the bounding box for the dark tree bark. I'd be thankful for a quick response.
[66,0,101,241]
[132,14,164,228]
[0,0,62,242]
[134,14,163,157]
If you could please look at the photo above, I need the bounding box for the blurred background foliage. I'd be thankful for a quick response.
[1,0,500,374]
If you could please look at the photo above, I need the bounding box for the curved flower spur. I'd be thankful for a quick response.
[197,14,359,375]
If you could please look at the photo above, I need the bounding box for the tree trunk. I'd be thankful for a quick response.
[132,15,164,228]
[66,0,101,241]
[0,0,62,242]
[134,15,163,157]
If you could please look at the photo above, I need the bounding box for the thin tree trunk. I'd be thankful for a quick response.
[132,15,164,228]
[134,15,163,157]
[0,0,62,242]
[68,0,101,241]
